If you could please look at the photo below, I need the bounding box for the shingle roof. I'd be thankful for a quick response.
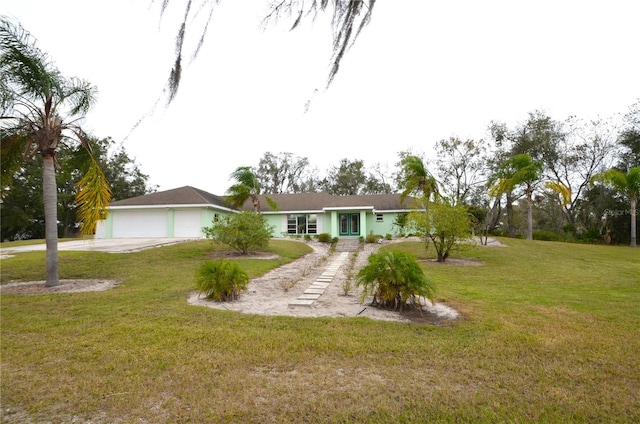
[110,187,416,212]
[109,186,232,208]
[241,193,416,212]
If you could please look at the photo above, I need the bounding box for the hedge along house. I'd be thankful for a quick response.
[240,192,414,239]
[95,186,236,238]
[95,186,416,239]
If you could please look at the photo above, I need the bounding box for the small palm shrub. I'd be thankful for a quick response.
[356,251,435,311]
[195,259,249,301]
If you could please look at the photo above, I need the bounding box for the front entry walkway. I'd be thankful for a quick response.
[288,252,349,307]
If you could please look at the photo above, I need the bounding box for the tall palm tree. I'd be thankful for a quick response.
[489,154,543,240]
[591,167,640,247]
[226,166,263,212]
[1,17,111,286]
[398,155,439,208]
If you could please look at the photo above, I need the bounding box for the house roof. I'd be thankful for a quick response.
[242,193,416,212]
[109,186,232,209]
[109,186,416,213]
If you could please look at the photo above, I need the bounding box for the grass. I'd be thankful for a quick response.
[1,238,639,423]
[0,237,82,248]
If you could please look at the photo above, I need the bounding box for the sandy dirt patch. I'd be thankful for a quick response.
[0,279,119,295]
[189,240,461,324]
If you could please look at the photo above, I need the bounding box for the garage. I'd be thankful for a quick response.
[111,209,168,238]
[95,186,235,239]
[174,209,205,238]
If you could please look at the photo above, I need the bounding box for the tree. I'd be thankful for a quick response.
[203,211,274,254]
[256,151,315,194]
[226,166,264,212]
[363,162,394,194]
[435,136,487,206]
[320,158,368,195]
[356,250,435,311]
[489,154,543,241]
[0,17,111,286]
[409,200,472,262]
[397,155,439,208]
[617,101,640,170]
[1,136,154,240]
[159,0,376,103]
[591,167,640,247]
[545,116,618,225]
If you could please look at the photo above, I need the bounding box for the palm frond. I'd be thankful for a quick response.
[75,156,112,236]
[545,181,572,207]
[0,130,29,192]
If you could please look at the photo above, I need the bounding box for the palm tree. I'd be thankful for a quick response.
[1,17,111,286]
[226,166,263,212]
[398,155,439,208]
[489,154,543,240]
[591,167,640,247]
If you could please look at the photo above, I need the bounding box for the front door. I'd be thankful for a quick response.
[339,213,360,236]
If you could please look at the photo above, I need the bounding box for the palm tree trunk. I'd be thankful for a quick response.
[43,155,59,287]
[631,195,637,248]
[526,188,533,241]
[506,191,516,238]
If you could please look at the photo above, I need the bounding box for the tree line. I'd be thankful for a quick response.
[230,106,640,246]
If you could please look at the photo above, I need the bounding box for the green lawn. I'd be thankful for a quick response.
[1,238,639,423]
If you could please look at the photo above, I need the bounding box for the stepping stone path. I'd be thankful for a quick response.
[288,252,349,308]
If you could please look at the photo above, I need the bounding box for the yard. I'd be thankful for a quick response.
[1,238,639,423]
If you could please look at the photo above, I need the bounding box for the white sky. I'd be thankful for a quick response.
[3,0,639,195]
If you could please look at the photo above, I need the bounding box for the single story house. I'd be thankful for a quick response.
[95,186,416,239]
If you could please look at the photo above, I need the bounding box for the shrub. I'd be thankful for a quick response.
[365,231,379,244]
[195,259,249,301]
[356,251,435,311]
[577,227,602,243]
[532,230,563,241]
[385,233,392,240]
[203,211,274,254]
[317,233,332,243]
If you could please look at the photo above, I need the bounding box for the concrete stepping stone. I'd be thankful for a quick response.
[298,294,321,300]
[304,288,325,294]
[289,299,314,307]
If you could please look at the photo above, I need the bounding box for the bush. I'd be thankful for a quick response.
[577,228,602,243]
[203,211,274,254]
[365,231,380,244]
[195,259,249,301]
[356,250,435,311]
[532,230,563,241]
[317,233,332,243]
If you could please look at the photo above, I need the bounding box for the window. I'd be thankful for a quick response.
[376,213,384,222]
[287,214,318,234]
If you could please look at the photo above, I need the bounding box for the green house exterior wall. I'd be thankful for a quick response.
[263,210,403,239]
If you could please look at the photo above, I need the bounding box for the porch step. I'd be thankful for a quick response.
[335,238,362,252]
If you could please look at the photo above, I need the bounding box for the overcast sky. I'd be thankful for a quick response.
[3,0,639,195]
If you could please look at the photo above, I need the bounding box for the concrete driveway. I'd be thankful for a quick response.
[1,238,197,256]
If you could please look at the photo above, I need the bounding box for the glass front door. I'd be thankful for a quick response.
[339,213,360,236]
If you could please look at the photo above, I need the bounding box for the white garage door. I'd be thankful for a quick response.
[112,210,168,238]
[174,209,203,237]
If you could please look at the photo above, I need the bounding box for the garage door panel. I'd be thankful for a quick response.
[112,210,167,237]
[174,209,203,237]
